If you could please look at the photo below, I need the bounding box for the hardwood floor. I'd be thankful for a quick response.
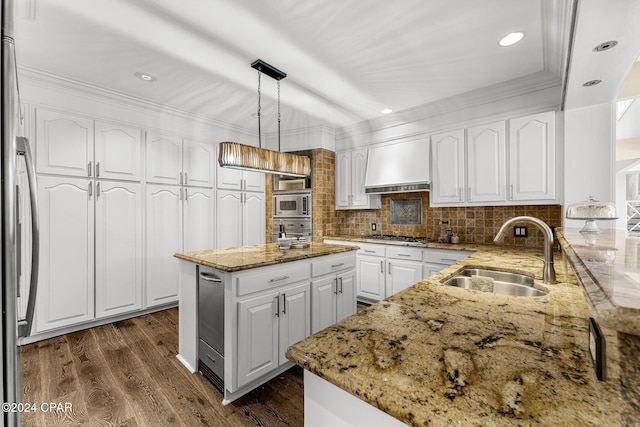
[20,309,304,427]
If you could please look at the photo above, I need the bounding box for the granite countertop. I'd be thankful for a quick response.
[557,228,640,336]
[174,242,357,272]
[287,244,637,426]
[323,235,494,251]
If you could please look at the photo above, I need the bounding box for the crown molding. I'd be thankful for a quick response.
[17,65,256,137]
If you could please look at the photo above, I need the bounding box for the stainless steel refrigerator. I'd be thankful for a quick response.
[1,0,40,425]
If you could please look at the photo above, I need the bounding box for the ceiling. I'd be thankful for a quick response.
[12,0,640,134]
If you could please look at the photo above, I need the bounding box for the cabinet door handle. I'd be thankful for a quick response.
[184,188,188,201]
[96,162,100,177]
[88,161,92,177]
[199,272,222,282]
[380,260,384,273]
[275,295,280,317]
[184,172,188,184]
[269,275,289,283]
[389,262,392,274]
[339,277,343,294]
[96,182,101,199]
[281,294,286,315]
[179,172,183,185]
[88,181,92,199]
[179,188,183,201]
[331,263,345,268]
[333,278,338,294]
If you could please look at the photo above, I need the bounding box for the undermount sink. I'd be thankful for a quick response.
[442,268,548,297]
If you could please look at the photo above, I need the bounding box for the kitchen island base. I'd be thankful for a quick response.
[305,371,406,427]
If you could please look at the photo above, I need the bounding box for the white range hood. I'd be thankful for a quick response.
[363,139,430,194]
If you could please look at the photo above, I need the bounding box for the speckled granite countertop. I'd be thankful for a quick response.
[323,235,493,251]
[557,228,640,336]
[174,242,357,272]
[287,244,638,426]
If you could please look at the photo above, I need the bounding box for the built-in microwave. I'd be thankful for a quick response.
[273,193,311,218]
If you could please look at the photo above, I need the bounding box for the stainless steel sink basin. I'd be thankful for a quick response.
[442,268,548,297]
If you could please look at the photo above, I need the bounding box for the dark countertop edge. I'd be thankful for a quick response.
[556,229,639,336]
[174,243,358,272]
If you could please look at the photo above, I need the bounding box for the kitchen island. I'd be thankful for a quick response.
[286,241,639,426]
[174,242,358,404]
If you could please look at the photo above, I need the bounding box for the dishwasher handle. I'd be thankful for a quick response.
[199,272,222,283]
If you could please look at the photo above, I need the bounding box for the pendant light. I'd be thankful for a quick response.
[218,59,311,177]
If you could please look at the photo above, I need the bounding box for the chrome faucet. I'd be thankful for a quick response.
[493,216,556,284]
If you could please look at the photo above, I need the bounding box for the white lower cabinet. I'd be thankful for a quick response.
[95,181,143,318]
[146,184,214,308]
[36,176,144,332]
[216,190,265,248]
[386,259,423,296]
[356,255,385,302]
[423,248,474,278]
[37,176,95,332]
[311,269,356,334]
[236,281,310,389]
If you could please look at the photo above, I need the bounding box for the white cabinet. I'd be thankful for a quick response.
[94,121,142,181]
[216,190,265,248]
[237,281,310,389]
[146,184,214,308]
[508,111,555,201]
[386,246,424,296]
[430,112,557,207]
[146,185,182,307]
[36,176,94,332]
[430,129,465,204]
[216,160,264,192]
[356,255,386,302]
[146,132,214,187]
[422,248,474,278]
[335,149,381,210]
[95,181,143,318]
[311,269,356,334]
[35,108,142,182]
[467,121,507,203]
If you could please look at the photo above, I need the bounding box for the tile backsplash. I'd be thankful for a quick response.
[267,149,563,249]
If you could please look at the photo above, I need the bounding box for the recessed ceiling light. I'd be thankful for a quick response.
[380,108,393,114]
[593,40,618,52]
[499,32,524,47]
[583,79,602,87]
[134,72,157,82]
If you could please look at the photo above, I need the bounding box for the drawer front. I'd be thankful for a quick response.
[356,242,385,257]
[311,254,356,277]
[423,249,473,265]
[236,263,310,297]
[199,339,224,380]
[386,246,423,262]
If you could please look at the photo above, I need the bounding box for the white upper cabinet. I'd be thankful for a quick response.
[216,190,265,249]
[509,111,555,201]
[183,187,215,252]
[430,129,465,204]
[335,148,381,210]
[183,138,214,187]
[146,131,182,185]
[35,108,93,177]
[94,121,142,181]
[216,154,265,192]
[430,111,557,207]
[467,121,507,203]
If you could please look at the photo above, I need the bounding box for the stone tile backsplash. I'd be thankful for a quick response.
[267,148,562,248]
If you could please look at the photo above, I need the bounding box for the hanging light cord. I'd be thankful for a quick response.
[277,79,281,152]
[257,70,262,149]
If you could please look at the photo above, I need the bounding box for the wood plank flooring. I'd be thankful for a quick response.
[20,309,304,427]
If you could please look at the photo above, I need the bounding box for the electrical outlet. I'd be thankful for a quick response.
[441,219,450,225]
[371,223,376,231]
[514,226,528,237]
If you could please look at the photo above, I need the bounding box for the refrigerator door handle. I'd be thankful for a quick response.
[16,136,39,337]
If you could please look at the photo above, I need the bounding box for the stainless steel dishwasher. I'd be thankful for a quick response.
[198,265,225,391]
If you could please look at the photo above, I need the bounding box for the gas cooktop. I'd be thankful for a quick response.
[361,234,432,244]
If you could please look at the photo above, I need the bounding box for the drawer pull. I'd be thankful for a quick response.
[398,254,412,257]
[269,275,289,283]
[380,260,384,273]
[441,258,457,263]
[206,354,217,363]
[199,272,222,283]
[364,250,376,253]
[331,263,345,268]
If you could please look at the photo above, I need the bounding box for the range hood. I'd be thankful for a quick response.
[364,139,430,194]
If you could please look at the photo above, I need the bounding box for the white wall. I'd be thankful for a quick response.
[563,102,615,229]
